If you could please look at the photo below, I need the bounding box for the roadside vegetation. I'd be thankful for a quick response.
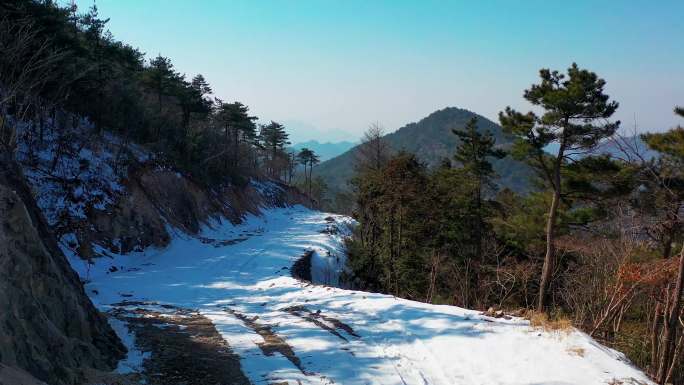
[346,64,684,384]
[0,0,320,193]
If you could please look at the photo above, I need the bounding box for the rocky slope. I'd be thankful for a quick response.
[0,153,125,385]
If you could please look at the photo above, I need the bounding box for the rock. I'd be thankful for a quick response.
[0,155,125,385]
[482,306,513,320]
[0,364,48,385]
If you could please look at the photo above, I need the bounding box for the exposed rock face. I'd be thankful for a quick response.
[0,363,48,385]
[0,155,125,385]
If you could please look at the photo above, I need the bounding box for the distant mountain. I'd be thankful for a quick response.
[292,140,357,162]
[545,135,659,161]
[595,135,660,161]
[315,107,536,209]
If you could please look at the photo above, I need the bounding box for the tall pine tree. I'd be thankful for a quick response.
[499,63,619,311]
[451,117,505,306]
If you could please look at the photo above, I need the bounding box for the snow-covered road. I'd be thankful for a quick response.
[71,206,653,385]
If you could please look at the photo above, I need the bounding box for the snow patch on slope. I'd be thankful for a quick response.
[106,317,150,374]
[15,119,134,227]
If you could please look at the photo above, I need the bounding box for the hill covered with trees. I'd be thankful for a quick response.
[0,0,305,189]
[342,63,684,384]
[314,107,536,211]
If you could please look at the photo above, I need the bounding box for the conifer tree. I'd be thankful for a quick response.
[499,63,619,311]
[143,55,180,115]
[214,101,256,169]
[452,116,505,264]
[259,121,289,178]
[297,147,320,196]
[448,117,506,306]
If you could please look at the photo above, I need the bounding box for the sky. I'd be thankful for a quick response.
[71,0,684,143]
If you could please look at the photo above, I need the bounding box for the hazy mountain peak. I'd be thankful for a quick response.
[314,106,534,200]
[292,140,357,161]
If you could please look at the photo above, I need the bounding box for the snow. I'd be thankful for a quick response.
[65,206,654,385]
[15,119,127,227]
[107,317,150,374]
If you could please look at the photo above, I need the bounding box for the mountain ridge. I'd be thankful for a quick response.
[315,107,535,209]
[292,140,357,162]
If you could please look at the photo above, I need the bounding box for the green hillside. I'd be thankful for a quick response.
[315,107,535,209]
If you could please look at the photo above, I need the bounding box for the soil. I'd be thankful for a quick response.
[283,305,360,341]
[109,302,250,385]
[224,308,306,374]
[290,250,314,282]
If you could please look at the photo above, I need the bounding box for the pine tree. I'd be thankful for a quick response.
[499,63,619,311]
[191,74,212,98]
[451,117,505,306]
[214,102,256,169]
[297,148,320,196]
[259,121,289,178]
[177,76,211,149]
[80,4,109,131]
[143,55,180,115]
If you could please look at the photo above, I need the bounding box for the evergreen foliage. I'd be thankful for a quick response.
[314,108,536,213]
[499,63,620,310]
[297,147,320,197]
[0,1,300,186]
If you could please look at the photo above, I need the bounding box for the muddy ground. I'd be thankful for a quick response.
[103,302,250,385]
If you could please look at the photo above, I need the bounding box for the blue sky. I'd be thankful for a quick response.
[72,0,684,142]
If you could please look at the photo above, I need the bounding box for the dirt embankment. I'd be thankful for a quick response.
[291,250,314,282]
[74,165,313,258]
[0,155,125,385]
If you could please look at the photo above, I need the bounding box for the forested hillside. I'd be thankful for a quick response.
[314,107,535,211]
[0,1,303,189]
[343,63,684,384]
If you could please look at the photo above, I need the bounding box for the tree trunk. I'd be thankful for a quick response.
[538,184,560,311]
[224,124,229,171]
[666,334,684,384]
[652,301,663,377]
[233,127,239,168]
[308,161,313,197]
[155,84,163,140]
[397,203,403,297]
[469,176,485,309]
[475,177,483,263]
[538,138,565,312]
[657,245,684,384]
[663,201,680,259]
[388,210,396,295]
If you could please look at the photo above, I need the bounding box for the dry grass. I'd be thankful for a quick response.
[566,346,586,357]
[527,311,573,333]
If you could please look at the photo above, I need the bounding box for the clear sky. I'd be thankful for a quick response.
[71,0,684,143]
